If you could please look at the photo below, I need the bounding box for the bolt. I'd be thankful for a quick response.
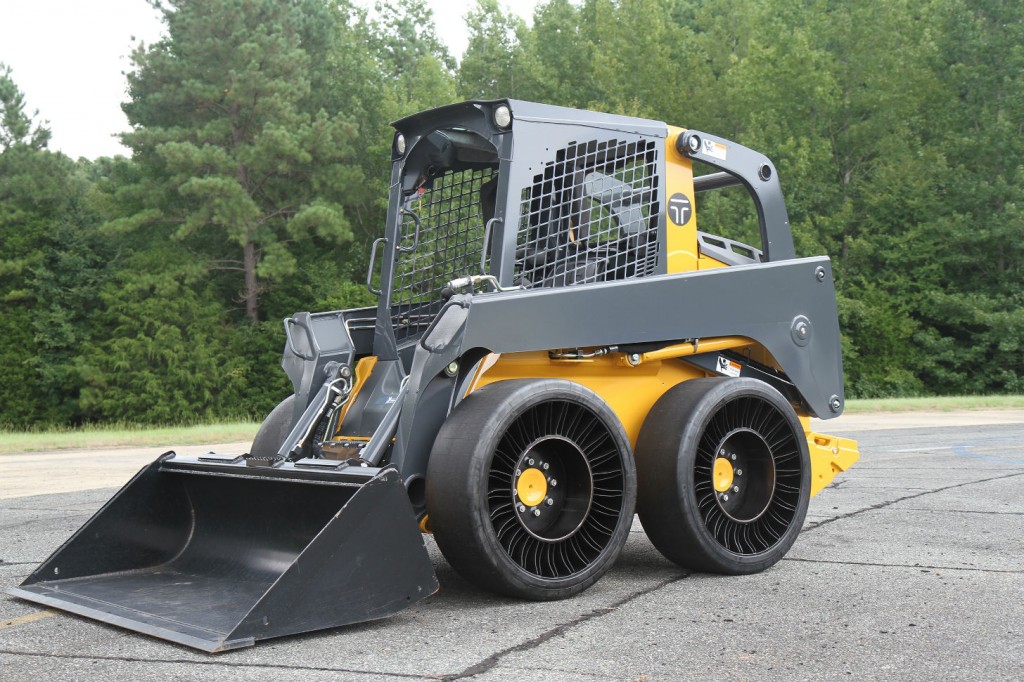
[528,458,535,466]
[798,324,808,337]
[546,498,554,506]
[532,509,541,517]
[831,397,842,412]
[733,485,740,493]
[515,469,522,477]
[736,469,743,476]
[731,454,737,461]
[550,478,558,487]
[445,361,459,376]
[629,353,640,364]
[722,494,730,502]
[518,504,526,513]
[719,449,726,457]
[542,462,549,470]
[815,266,826,282]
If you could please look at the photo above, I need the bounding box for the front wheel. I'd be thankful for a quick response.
[636,378,810,575]
[250,395,296,458]
[426,379,637,600]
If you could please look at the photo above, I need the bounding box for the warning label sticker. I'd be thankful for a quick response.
[703,138,728,161]
[716,356,742,378]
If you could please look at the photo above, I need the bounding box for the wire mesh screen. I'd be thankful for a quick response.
[391,166,497,343]
[516,138,660,288]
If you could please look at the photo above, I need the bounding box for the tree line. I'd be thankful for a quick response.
[1,0,1021,428]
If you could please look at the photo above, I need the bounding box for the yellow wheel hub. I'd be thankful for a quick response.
[516,467,548,507]
[713,457,734,493]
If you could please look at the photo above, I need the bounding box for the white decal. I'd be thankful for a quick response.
[717,356,742,378]
[703,139,728,161]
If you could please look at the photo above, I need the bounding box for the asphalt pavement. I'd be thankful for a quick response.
[1,413,1022,680]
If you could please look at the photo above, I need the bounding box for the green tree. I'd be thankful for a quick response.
[0,67,113,426]
[117,0,360,323]
[0,63,50,151]
[459,0,534,100]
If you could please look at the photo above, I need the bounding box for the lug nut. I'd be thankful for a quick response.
[518,504,526,513]
[542,462,549,470]
[515,469,522,477]
[719,449,726,457]
[733,485,739,493]
[546,498,553,505]
[532,509,541,517]
[736,469,743,476]
[528,458,535,466]
[550,478,558,487]
[722,494,729,502]
[731,454,737,461]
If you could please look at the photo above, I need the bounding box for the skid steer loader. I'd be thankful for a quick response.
[11,100,858,651]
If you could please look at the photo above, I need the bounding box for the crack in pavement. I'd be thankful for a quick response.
[804,470,1024,532]
[895,507,1024,516]
[498,664,621,680]
[440,574,687,681]
[784,557,1024,575]
[0,648,434,679]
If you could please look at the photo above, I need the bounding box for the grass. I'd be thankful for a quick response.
[844,394,1024,413]
[2,395,1021,455]
[0,421,260,456]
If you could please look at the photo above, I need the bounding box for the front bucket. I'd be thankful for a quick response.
[8,453,438,652]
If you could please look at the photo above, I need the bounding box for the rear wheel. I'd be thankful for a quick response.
[636,378,810,574]
[426,379,637,600]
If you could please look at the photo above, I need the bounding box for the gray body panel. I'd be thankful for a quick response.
[386,256,844,492]
[459,257,840,417]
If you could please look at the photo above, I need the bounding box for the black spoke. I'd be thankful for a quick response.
[486,399,626,579]
[694,395,803,556]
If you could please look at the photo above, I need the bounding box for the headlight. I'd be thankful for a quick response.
[493,105,511,129]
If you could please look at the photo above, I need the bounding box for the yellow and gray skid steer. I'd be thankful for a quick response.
[11,100,859,651]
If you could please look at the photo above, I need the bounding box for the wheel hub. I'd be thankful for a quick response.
[713,456,734,492]
[713,429,776,524]
[516,467,548,507]
[511,437,593,542]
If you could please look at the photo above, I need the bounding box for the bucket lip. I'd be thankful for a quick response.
[7,584,251,653]
[159,453,391,486]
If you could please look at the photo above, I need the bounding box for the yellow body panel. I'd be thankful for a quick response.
[472,350,708,447]
[664,127,699,274]
[806,432,860,496]
[331,355,377,439]
[471,345,858,499]
[664,127,731,273]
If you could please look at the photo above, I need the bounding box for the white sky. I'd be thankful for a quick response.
[0,0,538,160]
